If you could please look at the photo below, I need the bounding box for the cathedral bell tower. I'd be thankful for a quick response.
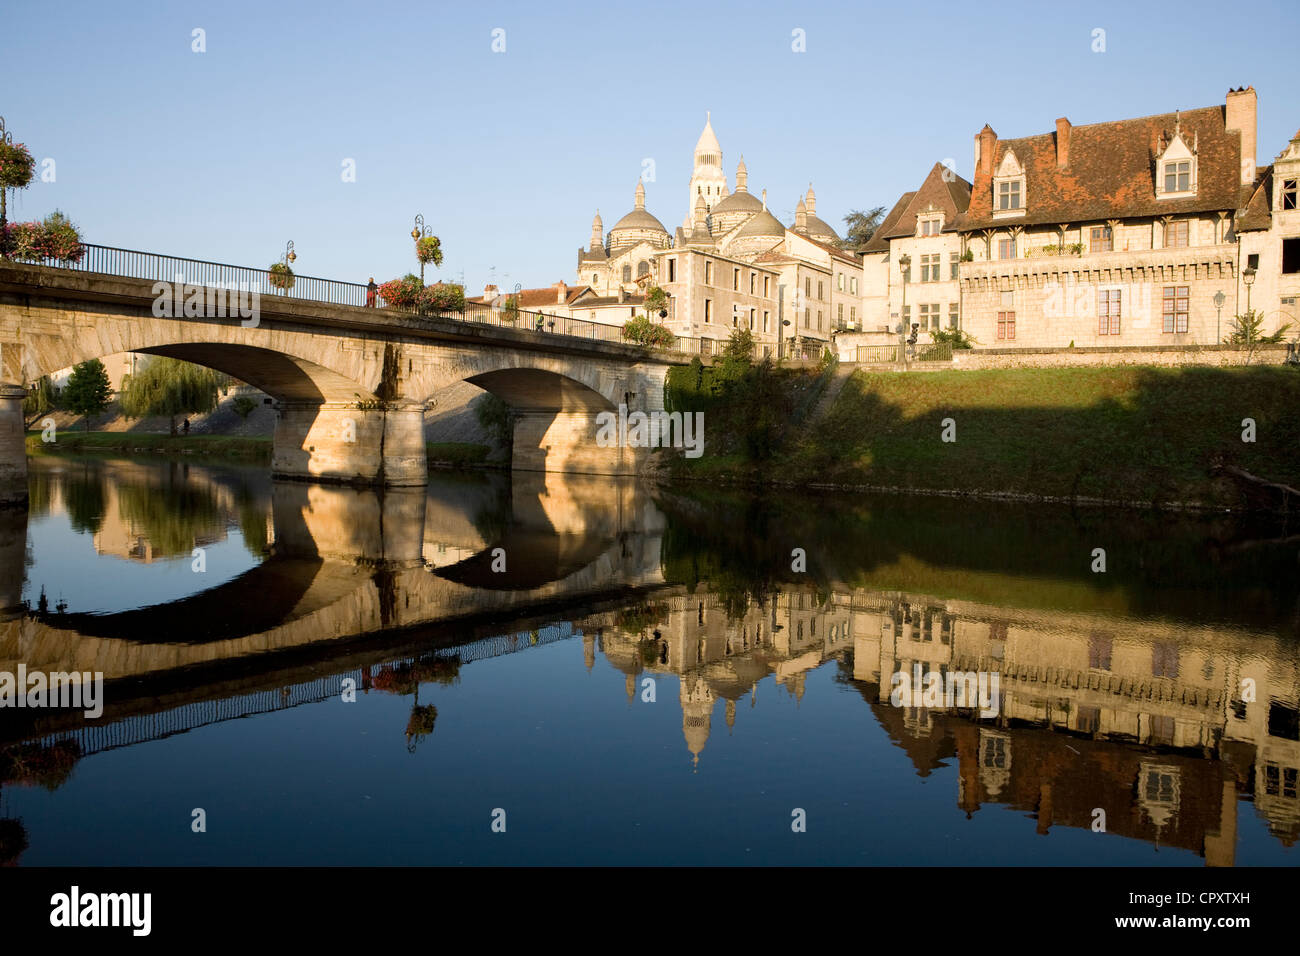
[687,112,728,218]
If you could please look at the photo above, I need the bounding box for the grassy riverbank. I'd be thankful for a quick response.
[665,364,1300,509]
[26,431,273,462]
[27,432,499,470]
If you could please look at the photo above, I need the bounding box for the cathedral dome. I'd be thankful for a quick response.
[801,214,840,243]
[711,156,763,235]
[712,190,762,215]
[608,181,670,252]
[735,207,785,239]
[611,208,669,232]
[793,185,840,242]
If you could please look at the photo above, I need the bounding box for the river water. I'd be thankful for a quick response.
[0,455,1296,865]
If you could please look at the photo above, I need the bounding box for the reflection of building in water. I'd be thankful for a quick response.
[89,468,230,562]
[597,583,1300,861]
[849,590,1300,859]
[597,585,856,767]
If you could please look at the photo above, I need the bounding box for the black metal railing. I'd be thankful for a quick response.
[857,345,899,364]
[34,243,377,307]
[15,243,696,353]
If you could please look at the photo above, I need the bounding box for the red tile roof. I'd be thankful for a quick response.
[958,105,1255,231]
[1237,165,1274,232]
[879,163,972,241]
[860,191,916,254]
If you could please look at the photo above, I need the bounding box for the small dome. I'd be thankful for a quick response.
[736,208,785,239]
[609,180,670,248]
[713,190,762,215]
[611,208,669,233]
[802,214,840,242]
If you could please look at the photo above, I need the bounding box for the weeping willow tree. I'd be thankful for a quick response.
[120,358,225,435]
[21,376,58,423]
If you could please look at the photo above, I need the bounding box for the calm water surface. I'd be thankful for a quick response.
[0,455,1297,865]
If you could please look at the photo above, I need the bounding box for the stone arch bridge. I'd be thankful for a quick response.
[0,253,680,503]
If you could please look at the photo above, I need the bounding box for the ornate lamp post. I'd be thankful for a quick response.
[0,117,15,235]
[282,240,296,267]
[1242,266,1257,327]
[897,253,911,364]
[411,214,433,283]
[1213,290,1226,344]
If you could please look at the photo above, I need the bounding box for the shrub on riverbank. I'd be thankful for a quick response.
[665,356,828,462]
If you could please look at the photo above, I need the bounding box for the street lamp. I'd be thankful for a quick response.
[282,240,296,267]
[412,213,432,283]
[897,253,911,364]
[1242,266,1257,322]
[0,116,11,235]
[1213,290,1226,344]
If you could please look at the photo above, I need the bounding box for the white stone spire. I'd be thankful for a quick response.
[688,112,727,218]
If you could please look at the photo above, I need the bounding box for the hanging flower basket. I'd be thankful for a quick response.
[267,261,295,291]
[0,141,35,190]
[415,235,443,266]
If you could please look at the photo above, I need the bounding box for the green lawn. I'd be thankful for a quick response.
[26,431,272,462]
[680,365,1300,507]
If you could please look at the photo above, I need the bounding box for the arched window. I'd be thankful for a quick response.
[622,265,632,282]
[591,274,598,286]
[637,260,649,278]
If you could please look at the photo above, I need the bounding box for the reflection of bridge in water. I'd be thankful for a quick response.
[1,469,666,691]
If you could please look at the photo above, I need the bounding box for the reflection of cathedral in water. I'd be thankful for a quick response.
[595,584,1300,861]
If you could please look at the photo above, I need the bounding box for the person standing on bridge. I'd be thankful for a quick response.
[366,277,378,308]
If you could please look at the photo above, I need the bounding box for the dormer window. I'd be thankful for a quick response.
[992,151,1026,219]
[1155,128,1197,199]
[919,213,943,236]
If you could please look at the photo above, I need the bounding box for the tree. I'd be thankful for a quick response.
[1224,309,1290,345]
[62,360,112,430]
[232,394,258,419]
[22,375,58,422]
[119,357,222,435]
[841,206,887,250]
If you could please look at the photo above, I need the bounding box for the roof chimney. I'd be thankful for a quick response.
[554,280,567,304]
[975,124,998,179]
[484,283,498,299]
[1225,86,1258,184]
[1055,117,1071,167]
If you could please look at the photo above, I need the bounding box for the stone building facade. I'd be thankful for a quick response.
[953,87,1283,349]
[860,162,973,343]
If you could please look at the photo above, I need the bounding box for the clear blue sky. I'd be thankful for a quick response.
[3,0,1295,294]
